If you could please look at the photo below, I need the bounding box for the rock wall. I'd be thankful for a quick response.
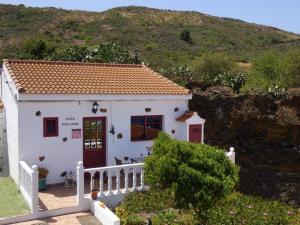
[190,86,300,206]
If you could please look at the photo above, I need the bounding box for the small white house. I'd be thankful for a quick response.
[1,59,205,184]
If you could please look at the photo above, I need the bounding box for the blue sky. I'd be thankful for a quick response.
[1,0,300,34]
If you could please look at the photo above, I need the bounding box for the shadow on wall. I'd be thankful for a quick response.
[0,109,9,177]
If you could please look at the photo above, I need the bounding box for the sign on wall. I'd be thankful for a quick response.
[72,129,81,139]
[62,117,79,126]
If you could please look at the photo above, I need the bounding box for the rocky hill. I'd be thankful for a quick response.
[1,4,300,68]
[190,86,300,206]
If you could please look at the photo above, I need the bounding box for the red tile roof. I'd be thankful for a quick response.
[3,59,190,96]
[176,111,196,122]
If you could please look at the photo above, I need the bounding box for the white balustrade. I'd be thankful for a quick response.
[84,163,145,197]
[19,161,38,213]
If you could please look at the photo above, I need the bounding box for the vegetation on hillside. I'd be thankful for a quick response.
[18,37,300,93]
[2,4,300,93]
[1,3,300,68]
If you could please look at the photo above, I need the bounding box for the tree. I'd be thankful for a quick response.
[50,42,134,64]
[144,133,238,222]
[20,38,55,60]
[192,52,236,84]
[180,29,193,44]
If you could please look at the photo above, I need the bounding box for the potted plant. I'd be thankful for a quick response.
[38,167,49,191]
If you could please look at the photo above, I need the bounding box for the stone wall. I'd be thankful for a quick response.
[190,86,300,206]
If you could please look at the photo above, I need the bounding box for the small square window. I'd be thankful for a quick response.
[43,117,59,137]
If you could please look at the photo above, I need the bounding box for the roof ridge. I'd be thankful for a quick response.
[3,59,143,68]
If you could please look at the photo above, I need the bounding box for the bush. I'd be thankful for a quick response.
[115,188,194,225]
[279,49,300,87]
[144,133,239,218]
[20,38,55,60]
[204,192,298,225]
[211,71,246,93]
[242,49,300,93]
[116,189,300,225]
[160,64,193,86]
[191,52,237,84]
[50,42,134,64]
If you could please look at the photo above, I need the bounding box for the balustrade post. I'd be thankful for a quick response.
[31,165,38,214]
[90,171,95,192]
[132,167,136,191]
[229,147,235,164]
[116,169,120,194]
[77,161,84,208]
[107,170,112,195]
[124,168,129,192]
[99,170,104,197]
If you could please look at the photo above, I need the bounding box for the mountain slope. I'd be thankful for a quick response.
[1,4,300,68]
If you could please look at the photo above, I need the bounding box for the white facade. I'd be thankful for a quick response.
[1,63,196,184]
[18,99,188,184]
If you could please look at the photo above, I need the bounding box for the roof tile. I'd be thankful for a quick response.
[3,59,190,96]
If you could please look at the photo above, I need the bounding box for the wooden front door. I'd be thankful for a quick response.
[83,117,106,168]
[189,124,202,144]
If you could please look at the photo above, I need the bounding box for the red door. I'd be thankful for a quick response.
[83,117,106,168]
[189,124,202,144]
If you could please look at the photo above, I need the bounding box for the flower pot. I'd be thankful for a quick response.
[39,178,47,191]
[91,190,98,200]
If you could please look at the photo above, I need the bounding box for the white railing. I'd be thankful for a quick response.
[19,161,38,213]
[81,162,145,197]
[226,147,236,164]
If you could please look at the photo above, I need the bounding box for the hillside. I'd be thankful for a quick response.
[1,4,300,68]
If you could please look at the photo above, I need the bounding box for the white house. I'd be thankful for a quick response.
[1,59,205,184]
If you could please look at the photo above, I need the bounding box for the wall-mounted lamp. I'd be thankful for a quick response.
[92,102,99,114]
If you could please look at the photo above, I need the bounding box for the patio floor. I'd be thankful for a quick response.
[39,173,142,211]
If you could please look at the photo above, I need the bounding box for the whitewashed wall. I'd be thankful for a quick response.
[1,68,20,183]
[18,99,188,184]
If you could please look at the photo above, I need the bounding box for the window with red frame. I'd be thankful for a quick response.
[131,115,162,141]
[43,117,59,137]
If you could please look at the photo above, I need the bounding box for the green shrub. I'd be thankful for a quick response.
[160,64,193,86]
[118,188,174,214]
[116,189,300,225]
[204,192,298,225]
[211,71,246,93]
[242,49,300,92]
[20,38,55,60]
[279,49,300,87]
[144,133,239,218]
[191,52,236,84]
[48,42,134,64]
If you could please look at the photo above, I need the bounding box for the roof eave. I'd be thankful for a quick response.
[18,93,192,101]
